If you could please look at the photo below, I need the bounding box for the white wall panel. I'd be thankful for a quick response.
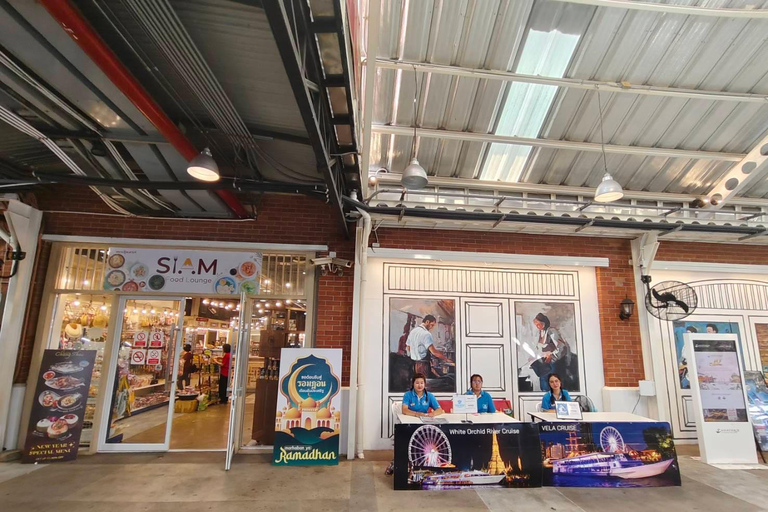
[464,302,504,338]
[465,344,506,392]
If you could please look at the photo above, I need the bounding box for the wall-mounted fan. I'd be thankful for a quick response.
[641,275,698,321]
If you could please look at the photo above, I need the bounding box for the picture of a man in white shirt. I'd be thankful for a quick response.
[405,315,454,367]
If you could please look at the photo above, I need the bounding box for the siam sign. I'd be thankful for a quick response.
[104,248,262,295]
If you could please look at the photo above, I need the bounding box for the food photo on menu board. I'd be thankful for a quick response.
[103,248,262,295]
[22,350,97,463]
[693,338,748,422]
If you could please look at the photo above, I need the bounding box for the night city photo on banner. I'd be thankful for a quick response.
[539,422,681,488]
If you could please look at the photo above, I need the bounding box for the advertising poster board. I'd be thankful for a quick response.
[743,371,768,452]
[22,350,97,463]
[104,248,262,295]
[273,349,342,466]
[393,423,542,490]
[538,422,681,488]
[685,333,758,464]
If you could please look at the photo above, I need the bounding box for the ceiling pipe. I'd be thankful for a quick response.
[39,0,249,218]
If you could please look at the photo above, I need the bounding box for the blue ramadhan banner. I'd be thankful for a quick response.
[273,350,342,465]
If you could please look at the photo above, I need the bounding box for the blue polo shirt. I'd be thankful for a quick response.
[542,389,572,411]
[402,390,440,413]
[465,390,496,413]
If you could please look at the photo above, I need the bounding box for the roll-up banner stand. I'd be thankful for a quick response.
[684,333,758,465]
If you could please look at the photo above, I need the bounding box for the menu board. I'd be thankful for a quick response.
[22,350,97,463]
[692,338,748,422]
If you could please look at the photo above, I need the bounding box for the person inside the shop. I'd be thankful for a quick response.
[401,373,444,417]
[405,314,454,375]
[541,373,572,412]
[466,374,496,413]
[214,344,231,405]
[178,343,194,389]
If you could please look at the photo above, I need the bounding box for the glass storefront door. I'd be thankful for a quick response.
[99,297,184,451]
[226,293,252,469]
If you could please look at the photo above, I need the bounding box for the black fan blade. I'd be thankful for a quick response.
[671,299,689,313]
[652,289,677,303]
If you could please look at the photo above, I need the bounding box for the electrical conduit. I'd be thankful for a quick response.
[347,199,371,459]
[39,0,248,218]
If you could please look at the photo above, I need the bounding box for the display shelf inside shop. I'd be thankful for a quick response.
[132,381,166,391]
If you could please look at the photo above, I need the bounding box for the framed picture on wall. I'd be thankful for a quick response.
[388,298,456,393]
[514,302,580,393]
[672,320,742,390]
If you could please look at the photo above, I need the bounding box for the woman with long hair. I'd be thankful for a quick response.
[541,373,572,412]
[401,373,444,417]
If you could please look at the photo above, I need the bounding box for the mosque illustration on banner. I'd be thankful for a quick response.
[275,355,341,438]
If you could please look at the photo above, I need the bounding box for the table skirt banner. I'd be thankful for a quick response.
[393,423,543,490]
[539,422,681,488]
[394,421,681,489]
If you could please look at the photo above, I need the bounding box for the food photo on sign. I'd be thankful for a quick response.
[103,248,262,295]
[23,350,97,463]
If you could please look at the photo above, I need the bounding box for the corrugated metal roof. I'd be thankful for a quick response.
[370,0,768,198]
[171,0,308,133]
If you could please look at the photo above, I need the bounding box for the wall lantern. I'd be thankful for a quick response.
[619,297,635,321]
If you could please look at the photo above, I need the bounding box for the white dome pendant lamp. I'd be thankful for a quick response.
[593,89,623,203]
[187,147,220,182]
[401,67,428,190]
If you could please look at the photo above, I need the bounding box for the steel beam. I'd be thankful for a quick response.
[263,0,348,236]
[705,131,768,210]
[376,59,768,104]
[373,124,744,162]
[550,0,768,18]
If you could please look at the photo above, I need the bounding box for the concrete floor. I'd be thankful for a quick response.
[2,451,768,511]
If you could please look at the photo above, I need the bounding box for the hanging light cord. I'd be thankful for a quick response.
[596,87,609,175]
[411,64,420,160]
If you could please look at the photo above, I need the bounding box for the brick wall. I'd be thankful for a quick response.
[657,241,768,264]
[18,185,355,385]
[373,228,644,387]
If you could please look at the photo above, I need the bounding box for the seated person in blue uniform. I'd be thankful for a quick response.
[541,372,572,412]
[466,374,496,413]
[401,373,444,417]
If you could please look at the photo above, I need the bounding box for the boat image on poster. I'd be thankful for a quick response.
[421,470,505,486]
[548,426,675,480]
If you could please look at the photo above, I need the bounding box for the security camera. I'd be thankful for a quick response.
[310,257,332,266]
[332,258,352,268]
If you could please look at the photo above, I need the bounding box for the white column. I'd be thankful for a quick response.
[0,200,42,450]
[630,233,661,420]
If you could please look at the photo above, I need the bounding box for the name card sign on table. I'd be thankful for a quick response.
[685,333,758,465]
[104,248,262,295]
[452,394,478,414]
[555,401,582,420]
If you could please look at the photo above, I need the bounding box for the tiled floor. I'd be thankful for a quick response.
[1,451,767,511]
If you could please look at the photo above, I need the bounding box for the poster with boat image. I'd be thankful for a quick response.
[538,422,681,488]
[22,350,97,463]
[393,423,542,490]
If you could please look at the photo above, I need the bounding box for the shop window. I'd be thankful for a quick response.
[48,293,112,447]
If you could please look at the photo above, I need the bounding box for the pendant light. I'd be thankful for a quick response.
[401,66,428,190]
[187,147,220,182]
[593,89,623,203]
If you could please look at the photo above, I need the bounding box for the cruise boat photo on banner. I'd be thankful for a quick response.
[393,423,542,490]
[539,422,681,488]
